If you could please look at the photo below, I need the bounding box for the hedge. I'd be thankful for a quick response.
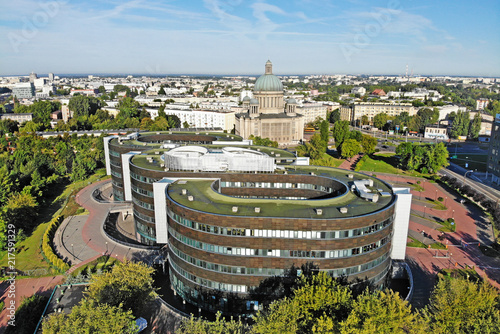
[41,215,70,273]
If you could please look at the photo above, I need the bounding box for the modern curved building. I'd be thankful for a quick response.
[104,131,411,312]
[235,60,304,145]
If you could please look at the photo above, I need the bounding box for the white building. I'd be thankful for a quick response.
[157,108,235,132]
[351,87,366,96]
[476,98,489,110]
[296,102,328,125]
[12,83,35,99]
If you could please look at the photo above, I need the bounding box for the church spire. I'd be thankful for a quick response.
[265,60,273,75]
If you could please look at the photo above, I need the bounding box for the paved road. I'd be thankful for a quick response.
[53,179,160,269]
[441,166,500,204]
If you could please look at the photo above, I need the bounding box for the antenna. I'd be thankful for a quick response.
[405,64,408,78]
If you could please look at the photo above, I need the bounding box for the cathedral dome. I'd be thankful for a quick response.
[254,74,283,92]
[254,60,283,92]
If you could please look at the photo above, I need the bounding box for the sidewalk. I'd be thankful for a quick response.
[376,173,500,306]
[55,179,159,271]
[338,154,362,170]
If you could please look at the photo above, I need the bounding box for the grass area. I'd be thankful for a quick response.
[407,236,427,248]
[311,152,344,168]
[169,165,394,218]
[0,169,108,274]
[438,218,456,232]
[439,268,482,282]
[357,153,428,177]
[430,242,447,249]
[431,200,447,211]
[449,153,488,172]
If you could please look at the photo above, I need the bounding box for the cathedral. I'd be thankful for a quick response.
[235,61,304,145]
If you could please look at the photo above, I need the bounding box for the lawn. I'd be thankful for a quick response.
[407,236,426,248]
[357,153,426,177]
[437,218,456,233]
[0,170,108,274]
[449,153,488,172]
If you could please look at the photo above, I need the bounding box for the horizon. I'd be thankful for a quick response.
[2,0,499,77]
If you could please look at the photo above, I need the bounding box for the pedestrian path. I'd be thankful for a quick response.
[338,154,362,170]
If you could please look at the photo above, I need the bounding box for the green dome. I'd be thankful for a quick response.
[254,74,283,92]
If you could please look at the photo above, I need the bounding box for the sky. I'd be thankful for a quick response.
[1,0,499,77]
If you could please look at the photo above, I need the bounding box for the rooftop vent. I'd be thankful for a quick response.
[188,196,194,202]
[156,132,160,134]
[310,172,315,176]
[181,189,187,195]
[254,207,261,213]
[339,207,348,214]
[178,181,187,184]
[232,206,238,213]
[155,151,160,155]
[276,154,280,157]
[143,143,147,146]
[348,174,354,179]
[315,208,323,215]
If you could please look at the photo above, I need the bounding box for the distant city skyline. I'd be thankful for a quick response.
[1,0,499,77]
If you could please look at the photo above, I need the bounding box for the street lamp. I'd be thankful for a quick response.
[424,205,427,219]
[452,210,455,219]
[435,189,438,201]
[105,241,108,254]
[464,169,474,181]
[71,243,74,260]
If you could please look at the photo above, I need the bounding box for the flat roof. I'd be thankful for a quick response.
[167,166,393,219]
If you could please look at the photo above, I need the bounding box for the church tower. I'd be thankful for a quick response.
[265,60,273,75]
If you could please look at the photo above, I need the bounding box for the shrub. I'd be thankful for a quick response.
[41,215,70,273]
[438,197,444,202]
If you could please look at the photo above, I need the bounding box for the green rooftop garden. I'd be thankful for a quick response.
[167,166,393,219]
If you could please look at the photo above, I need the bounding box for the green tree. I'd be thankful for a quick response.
[158,86,166,95]
[183,121,190,129]
[340,139,361,160]
[98,85,106,94]
[360,135,377,155]
[2,192,38,231]
[469,112,482,140]
[319,120,330,144]
[252,272,353,334]
[373,113,388,129]
[42,300,137,334]
[424,276,500,334]
[68,95,101,117]
[86,260,156,316]
[341,289,426,334]
[332,120,350,152]
[117,97,140,119]
[449,110,470,138]
[329,109,341,123]
[424,142,449,173]
[361,115,369,125]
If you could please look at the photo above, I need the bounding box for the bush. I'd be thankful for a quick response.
[41,215,70,273]
[438,197,444,202]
